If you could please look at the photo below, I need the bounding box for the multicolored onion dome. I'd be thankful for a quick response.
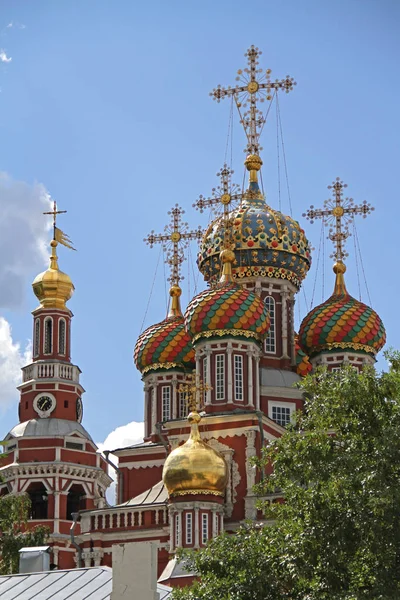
[185,249,270,344]
[197,155,311,290]
[134,285,195,374]
[295,336,312,376]
[299,262,386,358]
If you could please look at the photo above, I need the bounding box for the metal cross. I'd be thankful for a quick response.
[193,164,242,215]
[303,178,374,262]
[177,373,212,413]
[210,45,296,155]
[193,164,241,250]
[144,204,203,285]
[43,201,67,237]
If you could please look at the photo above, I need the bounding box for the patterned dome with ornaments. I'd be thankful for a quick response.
[299,262,386,359]
[185,249,270,344]
[134,286,195,374]
[197,155,312,289]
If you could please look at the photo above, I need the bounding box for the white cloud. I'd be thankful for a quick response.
[0,172,52,310]
[0,50,11,63]
[97,421,144,505]
[0,317,31,411]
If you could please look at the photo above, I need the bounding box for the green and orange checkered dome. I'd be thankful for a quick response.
[185,248,270,344]
[299,262,386,359]
[134,285,195,374]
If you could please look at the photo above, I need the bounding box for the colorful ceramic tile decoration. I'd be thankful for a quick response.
[185,282,270,343]
[134,317,195,374]
[197,180,311,290]
[299,274,386,358]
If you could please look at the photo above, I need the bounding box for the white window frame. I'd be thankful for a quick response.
[215,354,225,401]
[34,319,40,358]
[201,513,209,544]
[58,318,66,355]
[234,355,243,401]
[43,317,53,355]
[178,391,186,418]
[186,512,193,545]
[162,386,171,421]
[268,400,295,428]
[264,296,276,354]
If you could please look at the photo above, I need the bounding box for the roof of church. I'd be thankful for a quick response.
[118,480,167,507]
[6,419,94,443]
[0,566,172,599]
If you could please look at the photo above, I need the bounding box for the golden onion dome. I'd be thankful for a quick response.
[162,410,228,498]
[32,240,74,309]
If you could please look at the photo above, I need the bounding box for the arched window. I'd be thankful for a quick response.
[58,319,66,355]
[264,296,276,353]
[27,483,48,520]
[34,319,40,358]
[66,484,86,520]
[44,318,53,354]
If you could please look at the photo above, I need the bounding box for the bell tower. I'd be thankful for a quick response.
[0,203,112,570]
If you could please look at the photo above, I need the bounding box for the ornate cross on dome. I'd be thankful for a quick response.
[177,373,212,413]
[194,164,241,215]
[43,201,76,251]
[303,178,374,262]
[144,205,203,285]
[193,164,241,249]
[210,45,296,155]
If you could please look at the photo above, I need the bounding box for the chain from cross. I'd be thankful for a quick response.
[43,201,67,237]
[303,178,374,262]
[144,204,203,285]
[177,373,212,413]
[210,45,296,155]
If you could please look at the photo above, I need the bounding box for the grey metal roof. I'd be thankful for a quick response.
[0,566,172,599]
[6,419,94,443]
[260,367,300,388]
[112,441,163,453]
[118,480,167,507]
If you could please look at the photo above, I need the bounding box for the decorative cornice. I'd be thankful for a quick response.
[170,489,224,498]
[0,461,112,487]
[192,328,263,344]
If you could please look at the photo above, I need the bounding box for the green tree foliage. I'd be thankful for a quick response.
[173,353,400,599]
[0,494,49,574]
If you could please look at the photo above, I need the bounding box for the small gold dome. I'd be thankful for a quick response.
[32,241,74,309]
[162,411,228,498]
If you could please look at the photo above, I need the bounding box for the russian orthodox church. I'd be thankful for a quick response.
[0,46,386,587]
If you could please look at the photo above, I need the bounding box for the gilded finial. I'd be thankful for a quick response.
[167,284,183,319]
[333,261,348,295]
[303,178,374,265]
[144,205,202,287]
[219,248,235,284]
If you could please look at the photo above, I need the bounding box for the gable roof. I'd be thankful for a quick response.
[0,566,172,599]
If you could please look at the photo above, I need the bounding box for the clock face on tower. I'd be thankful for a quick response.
[76,397,83,423]
[33,394,56,418]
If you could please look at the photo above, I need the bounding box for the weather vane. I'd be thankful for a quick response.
[43,201,76,251]
[303,178,374,263]
[210,45,296,155]
[144,205,202,285]
[177,373,212,413]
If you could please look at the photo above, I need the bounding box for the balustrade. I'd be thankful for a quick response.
[85,506,168,533]
[22,362,80,383]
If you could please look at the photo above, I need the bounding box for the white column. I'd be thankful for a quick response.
[178,510,183,547]
[290,296,296,366]
[151,384,157,434]
[212,509,218,537]
[194,507,199,548]
[205,348,212,405]
[227,343,233,403]
[247,349,254,407]
[53,491,60,533]
[281,287,289,359]
[255,353,260,411]
[143,383,149,437]
[172,377,177,419]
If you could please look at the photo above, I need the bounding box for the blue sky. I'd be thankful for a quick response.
[0,0,399,447]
